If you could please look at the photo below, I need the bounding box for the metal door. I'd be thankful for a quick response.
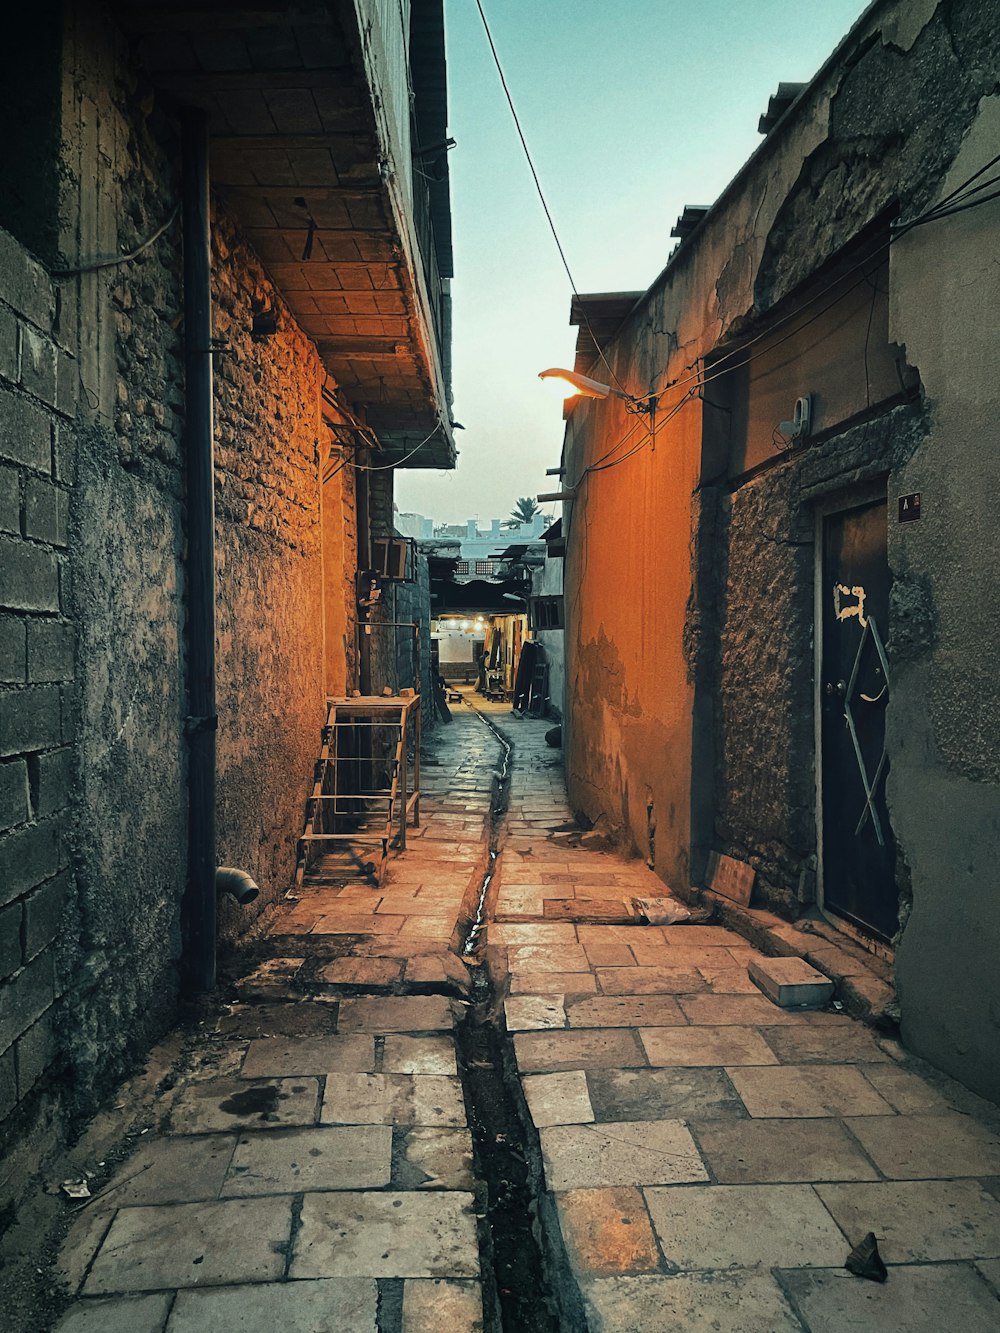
[820,498,898,941]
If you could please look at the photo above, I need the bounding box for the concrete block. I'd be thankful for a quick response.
[0,463,19,533]
[0,539,58,611]
[52,421,75,483]
[0,390,52,472]
[0,616,25,687]
[19,326,57,407]
[0,306,18,382]
[0,950,55,1052]
[748,954,835,1008]
[0,685,62,755]
[0,819,60,905]
[27,620,73,681]
[0,1045,15,1118]
[0,902,22,979]
[54,349,78,417]
[31,745,73,816]
[15,1008,55,1096]
[23,871,67,959]
[0,231,54,329]
[0,758,29,830]
[24,476,67,546]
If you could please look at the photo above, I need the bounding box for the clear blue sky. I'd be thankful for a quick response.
[395,0,870,525]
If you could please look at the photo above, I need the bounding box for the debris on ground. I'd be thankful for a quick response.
[845,1231,889,1282]
[631,897,713,925]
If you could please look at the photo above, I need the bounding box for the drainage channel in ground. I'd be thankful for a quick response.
[454,705,586,1333]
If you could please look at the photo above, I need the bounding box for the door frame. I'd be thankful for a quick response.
[812,478,895,956]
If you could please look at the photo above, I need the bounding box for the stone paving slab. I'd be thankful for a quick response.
[726,1063,896,1117]
[586,1067,747,1124]
[402,1278,484,1332]
[539,1120,708,1190]
[54,1294,173,1333]
[846,1111,1000,1178]
[504,995,566,1030]
[85,1197,292,1294]
[510,970,597,993]
[222,1125,392,1195]
[319,957,403,987]
[816,1179,1000,1262]
[514,1028,647,1072]
[168,1078,320,1134]
[166,1278,378,1332]
[555,1187,660,1276]
[321,1073,466,1127]
[336,996,456,1032]
[565,995,685,1028]
[692,1117,879,1183]
[290,1191,480,1279]
[396,1127,475,1190]
[241,1035,375,1078]
[858,1063,952,1113]
[677,994,839,1026]
[643,1183,846,1269]
[522,1070,595,1127]
[597,966,708,994]
[382,1034,458,1074]
[780,1262,1000,1331]
[639,1025,778,1067]
[759,1023,892,1064]
[85,1135,237,1207]
[581,1273,802,1332]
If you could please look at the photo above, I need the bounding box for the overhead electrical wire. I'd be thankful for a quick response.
[474,0,632,397]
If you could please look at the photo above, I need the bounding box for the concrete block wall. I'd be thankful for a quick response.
[0,230,75,1131]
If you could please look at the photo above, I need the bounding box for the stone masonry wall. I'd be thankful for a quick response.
[0,230,77,1181]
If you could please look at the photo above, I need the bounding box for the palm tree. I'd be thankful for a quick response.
[505,496,541,529]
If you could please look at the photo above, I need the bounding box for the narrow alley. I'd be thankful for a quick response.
[40,696,1000,1332]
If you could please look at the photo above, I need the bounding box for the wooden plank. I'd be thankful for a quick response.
[707,852,756,906]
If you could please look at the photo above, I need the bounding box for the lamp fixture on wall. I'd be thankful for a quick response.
[538,368,655,415]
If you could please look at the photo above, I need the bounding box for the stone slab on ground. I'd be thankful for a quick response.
[87,1135,237,1208]
[726,1064,895,1117]
[166,1279,378,1332]
[816,1179,1000,1262]
[396,1127,475,1190]
[290,1190,480,1278]
[222,1125,392,1195]
[643,1183,846,1269]
[759,1024,891,1064]
[54,1294,174,1333]
[319,957,403,988]
[84,1197,292,1294]
[401,1278,484,1332]
[780,1263,1000,1332]
[522,1071,595,1127]
[321,1073,466,1127]
[565,995,685,1028]
[580,1273,802,1332]
[514,1028,646,1072]
[586,1067,747,1124]
[168,1078,320,1134]
[241,1035,375,1078]
[845,1112,1000,1178]
[504,995,566,1030]
[748,954,835,1008]
[639,1026,777,1067]
[336,996,457,1032]
[596,966,707,994]
[555,1187,660,1276]
[539,1120,708,1190]
[382,1034,458,1075]
[692,1117,879,1183]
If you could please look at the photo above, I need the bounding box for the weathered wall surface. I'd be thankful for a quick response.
[889,93,1000,1099]
[532,552,565,720]
[562,0,1000,1097]
[212,217,327,942]
[0,229,77,1196]
[0,0,360,1194]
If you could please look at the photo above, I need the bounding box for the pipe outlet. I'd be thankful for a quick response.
[216,867,260,905]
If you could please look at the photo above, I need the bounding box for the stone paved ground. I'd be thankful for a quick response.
[494,720,1000,1332]
[50,697,1000,1331]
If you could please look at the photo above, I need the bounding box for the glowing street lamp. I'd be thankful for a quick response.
[538,367,654,414]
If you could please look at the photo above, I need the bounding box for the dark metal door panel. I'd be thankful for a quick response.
[821,498,898,941]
